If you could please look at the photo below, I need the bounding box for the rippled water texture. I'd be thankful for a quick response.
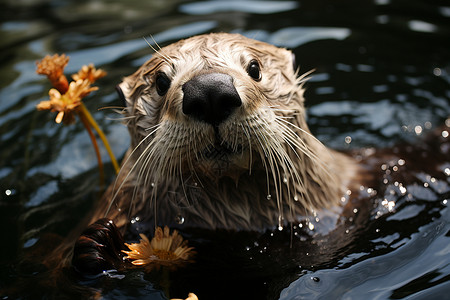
[1,0,449,299]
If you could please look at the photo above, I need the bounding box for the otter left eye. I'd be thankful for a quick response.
[155,72,171,96]
[247,60,261,81]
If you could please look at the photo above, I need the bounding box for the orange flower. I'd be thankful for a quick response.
[72,64,107,83]
[36,54,70,93]
[122,227,195,271]
[171,293,199,300]
[37,79,98,124]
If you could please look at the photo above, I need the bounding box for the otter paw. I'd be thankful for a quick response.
[72,218,126,275]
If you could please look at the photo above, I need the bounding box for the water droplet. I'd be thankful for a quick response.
[433,68,441,76]
[399,185,407,194]
[150,182,155,188]
[414,125,423,135]
[442,130,449,138]
[345,136,352,144]
[175,214,185,224]
[278,215,283,230]
[445,168,450,176]
[267,194,272,200]
[283,176,288,184]
[294,195,299,201]
[308,222,315,231]
[312,276,320,282]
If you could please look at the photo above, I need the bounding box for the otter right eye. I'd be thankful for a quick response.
[247,60,261,81]
[155,72,171,96]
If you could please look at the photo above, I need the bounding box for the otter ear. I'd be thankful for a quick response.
[115,84,127,108]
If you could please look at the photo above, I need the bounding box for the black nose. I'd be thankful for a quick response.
[182,73,242,126]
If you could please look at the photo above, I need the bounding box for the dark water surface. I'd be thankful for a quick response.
[1,0,449,299]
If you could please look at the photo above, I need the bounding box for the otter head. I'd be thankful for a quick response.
[117,33,308,181]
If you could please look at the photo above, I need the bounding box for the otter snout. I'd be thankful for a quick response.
[182,73,241,126]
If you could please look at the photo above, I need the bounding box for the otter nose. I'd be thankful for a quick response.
[182,73,242,126]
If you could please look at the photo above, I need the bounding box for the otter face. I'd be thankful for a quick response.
[117,33,308,184]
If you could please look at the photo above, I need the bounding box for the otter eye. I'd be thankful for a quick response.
[155,72,171,96]
[247,60,261,81]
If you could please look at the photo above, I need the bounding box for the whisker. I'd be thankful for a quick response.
[143,36,176,70]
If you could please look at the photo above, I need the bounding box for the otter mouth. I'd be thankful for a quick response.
[201,142,243,161]
[201,126,244,161]
[197,141,246,176]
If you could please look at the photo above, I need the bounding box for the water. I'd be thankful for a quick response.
[1,0,449,299]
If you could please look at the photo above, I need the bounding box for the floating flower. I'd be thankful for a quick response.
[36,54,70,93]
[72,63,107,83]
[36,79,98,124]
[122,226,195,271]
[171,293,199,300]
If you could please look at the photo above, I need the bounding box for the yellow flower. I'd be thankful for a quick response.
[36,54,70,93]
[122,226,195,271]
[36,79,98,124]
[171,293,199,300]
[72,64,107,83]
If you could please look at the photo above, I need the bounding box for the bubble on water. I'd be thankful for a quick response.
[442,130,449,138]
[433,68,441,76]
[345,136,352,144]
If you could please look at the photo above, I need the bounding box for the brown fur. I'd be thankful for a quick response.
[91,33,361,232]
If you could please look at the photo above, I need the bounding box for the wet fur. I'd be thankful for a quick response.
[93,33,361,232]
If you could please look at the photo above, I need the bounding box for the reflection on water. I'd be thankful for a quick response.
[0,0,449,299]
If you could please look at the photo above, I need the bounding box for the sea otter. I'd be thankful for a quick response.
[71,33,368,274]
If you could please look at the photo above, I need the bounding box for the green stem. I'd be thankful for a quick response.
[78,111,105,186]
[79,103,120,174]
